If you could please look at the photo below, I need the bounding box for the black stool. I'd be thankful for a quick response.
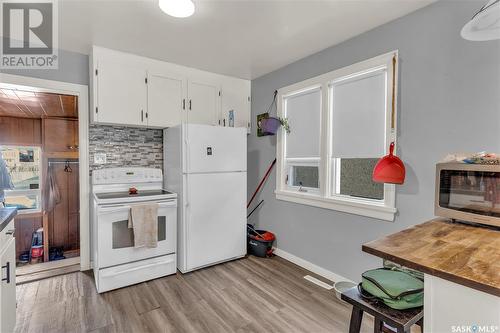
[341,287,423,333]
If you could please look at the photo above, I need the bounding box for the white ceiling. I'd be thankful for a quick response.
[59,0,435,79]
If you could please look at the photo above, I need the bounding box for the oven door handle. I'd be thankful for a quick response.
[98,205,130,214]
[100,257,175,277]
[98,200,176,213]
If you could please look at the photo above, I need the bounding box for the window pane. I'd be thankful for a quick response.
[1,146,41,210]
[331,70,386,158]
[0,147,40,189]
[335,158,383,200]
[290,165,319,189]
[4,192,40,210]
[285,88,321,158]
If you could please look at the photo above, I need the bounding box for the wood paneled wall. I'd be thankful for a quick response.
[14,213,43,259]
[47,163,80,252]
[0,116,42,145]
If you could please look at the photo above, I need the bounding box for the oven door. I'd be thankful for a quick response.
[96,199,177,268]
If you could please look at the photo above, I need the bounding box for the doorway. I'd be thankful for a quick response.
[0,74,90,282]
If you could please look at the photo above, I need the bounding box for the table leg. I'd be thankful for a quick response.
[374,317,383,333]
[349,307,364,333]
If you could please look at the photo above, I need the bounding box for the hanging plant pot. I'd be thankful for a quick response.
[256,90,291,137]
[259,117,282,135]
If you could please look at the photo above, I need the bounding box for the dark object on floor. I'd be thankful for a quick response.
[49,247,66,261]
[247,225,275,257]
[30,227,44,262]
[341,286,423,333]
[247,224,274,241]
[18,251,29,263]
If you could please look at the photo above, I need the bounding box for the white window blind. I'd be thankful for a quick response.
[331,69,387,158]
[284,88,321,159]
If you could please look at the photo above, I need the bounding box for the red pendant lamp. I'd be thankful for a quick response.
[372,55,406,185]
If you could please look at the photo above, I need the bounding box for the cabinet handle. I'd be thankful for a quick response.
[67,145,74,150]
[6,229,15,236]
[2,262,10,284]
[146,112,148,119]
[183,99,186,110]
[223,119,226,126]
[189,100,192,110]
[218,119,221,125]
[141,110,144,122]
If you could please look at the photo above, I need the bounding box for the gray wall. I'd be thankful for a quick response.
[0,42,89,86]
[248,0,500,282]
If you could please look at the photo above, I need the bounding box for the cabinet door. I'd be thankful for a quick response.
[0,237,16,333]
[147,72,186,128]
[221,79,251,129]
[96,59,147,126]
[187,80,220,126]
[43,118,78,152]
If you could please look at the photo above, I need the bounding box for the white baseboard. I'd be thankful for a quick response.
[303,275,334,290]
[273,247,355,284]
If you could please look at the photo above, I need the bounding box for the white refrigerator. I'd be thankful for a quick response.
[164,124,247,273]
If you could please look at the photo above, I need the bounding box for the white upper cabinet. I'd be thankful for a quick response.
[187,80,220,126]
[91,46,250,129]
[94,58,147,126]
[221,78,251,130]
[147,71,186,128]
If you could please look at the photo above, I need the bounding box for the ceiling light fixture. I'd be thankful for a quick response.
[461,0,500,41]
[159,0,195,18]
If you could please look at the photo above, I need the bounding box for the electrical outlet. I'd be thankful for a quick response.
[94,153,107,164]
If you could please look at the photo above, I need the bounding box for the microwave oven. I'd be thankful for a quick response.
[435,162,500,228]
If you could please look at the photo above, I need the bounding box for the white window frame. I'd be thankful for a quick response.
[285,158,320,194]
[275,51,398,221]
[1,145,42,214]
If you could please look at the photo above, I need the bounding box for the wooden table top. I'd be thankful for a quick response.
[362,218,500,297]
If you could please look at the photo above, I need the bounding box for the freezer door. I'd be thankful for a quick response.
[185,172,246,271]
[183,124,247,173]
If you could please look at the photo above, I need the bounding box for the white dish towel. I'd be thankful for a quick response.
[128,203,159,248]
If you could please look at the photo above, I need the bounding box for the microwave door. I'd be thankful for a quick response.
[436,164,500,227]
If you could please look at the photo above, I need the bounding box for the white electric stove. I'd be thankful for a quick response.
[92,167,177,293]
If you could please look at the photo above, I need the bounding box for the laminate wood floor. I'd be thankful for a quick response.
[15,256,376,333]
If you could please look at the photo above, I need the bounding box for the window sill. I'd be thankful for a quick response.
[275,190,396,221]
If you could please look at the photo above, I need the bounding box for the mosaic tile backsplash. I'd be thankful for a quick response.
[89,124,163,172]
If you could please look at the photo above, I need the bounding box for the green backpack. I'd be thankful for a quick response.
[360,268,424,310]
